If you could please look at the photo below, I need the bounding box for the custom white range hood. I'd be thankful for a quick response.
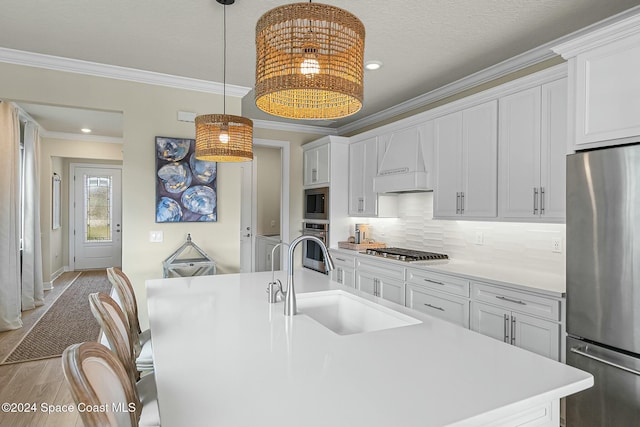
[373,124,433,193]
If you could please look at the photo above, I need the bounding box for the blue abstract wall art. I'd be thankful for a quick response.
[155,136,217,223]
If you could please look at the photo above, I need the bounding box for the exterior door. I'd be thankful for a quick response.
[73,166,122,270]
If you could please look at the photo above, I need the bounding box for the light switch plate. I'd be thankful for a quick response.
[150,231,163,243]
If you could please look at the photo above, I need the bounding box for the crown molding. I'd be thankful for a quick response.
[251,119,337,136]
[0,47,251,97]
[552,6,640,58]
[41,130,124,144]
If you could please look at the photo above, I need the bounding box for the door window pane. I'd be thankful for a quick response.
[84,175,112,242]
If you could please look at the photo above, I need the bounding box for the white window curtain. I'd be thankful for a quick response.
[0,101,23,331]
[22,122,44,310]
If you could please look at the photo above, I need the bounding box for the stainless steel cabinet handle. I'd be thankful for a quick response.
[540,187,545,214]
[511,316,516,345]
[460,192,464,214]
[335,257,346,262]
[424,303,444,312]
[533,187,539,214]
[496,295,526,305]
[337,268,343,284]
[312,168,317,182]
[570,347,640,376]
[358,197,364,213]
[456,192,460,214]
[504,314,510,343]
[424,278,445,286]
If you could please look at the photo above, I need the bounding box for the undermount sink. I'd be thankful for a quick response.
[296,290,421,335]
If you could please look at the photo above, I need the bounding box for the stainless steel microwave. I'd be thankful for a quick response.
[304,187,328,220]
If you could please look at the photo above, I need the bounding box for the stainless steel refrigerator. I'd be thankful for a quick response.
[566,144,640,426]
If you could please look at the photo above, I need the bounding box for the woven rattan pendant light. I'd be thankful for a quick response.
[195,0,253,162]
[255,1,365,120]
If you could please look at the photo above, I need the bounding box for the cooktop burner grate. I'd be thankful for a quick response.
[364,247,449,262]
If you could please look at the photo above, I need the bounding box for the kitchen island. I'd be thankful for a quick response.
[146,269,592,427]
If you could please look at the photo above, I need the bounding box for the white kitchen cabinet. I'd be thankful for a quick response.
[348,136,398,217]
[355,258,405,305]
[553,15,640,148]
[498,78,567,222]
[471,301,560,361]
[406,284,470,328]
[470,282,562,361]
[405,268,470,327]
[433,100,498,219]
[330,251,356,288]
[303,143,330,187]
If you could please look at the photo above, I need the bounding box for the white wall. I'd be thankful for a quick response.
[354,192,565,275]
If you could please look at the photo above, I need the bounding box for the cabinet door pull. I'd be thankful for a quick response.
[504,314,510,343]
[337,268,343,284]
[456,192,460,214]
[540,187,545,214]
[460,192,465,214]
[511,316,516,345]
[373,279,378,296]
[496,295,526,305]
[312,168,318,183]
[533,187,539,214]
[358,197,364,213]
[335,257,346,262]
[423,278,445,286]
[424,303,444,312]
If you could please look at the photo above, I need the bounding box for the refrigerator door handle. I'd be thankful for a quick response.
[570,346,640,377]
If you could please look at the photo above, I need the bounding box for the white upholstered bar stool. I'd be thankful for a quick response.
[62,341,159,427]
[106,267,154,373]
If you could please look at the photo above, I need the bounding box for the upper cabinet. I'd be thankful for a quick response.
[498,79,567,222]
[303,142,330,187]
[553,12,640,150]
[348,136,398,217]
[433,100,498,219]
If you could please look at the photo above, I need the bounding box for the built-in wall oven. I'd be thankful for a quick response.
[302,222,329,273]
[304,187,328,220]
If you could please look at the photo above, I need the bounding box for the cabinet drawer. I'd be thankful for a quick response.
[406,284,470,328]
[329,251,356,269]
[472,282,560,321]
[356,258,405,281]
[406,268,470,297]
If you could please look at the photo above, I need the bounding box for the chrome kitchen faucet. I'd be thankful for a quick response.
[284,235,334,316]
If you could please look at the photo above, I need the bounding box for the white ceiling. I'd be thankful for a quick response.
[2,0,640,137]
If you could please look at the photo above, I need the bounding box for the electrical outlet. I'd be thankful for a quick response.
[475,231,484,245]
[552,237,562,253]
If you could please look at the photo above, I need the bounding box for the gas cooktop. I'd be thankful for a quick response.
[363,247,449,262]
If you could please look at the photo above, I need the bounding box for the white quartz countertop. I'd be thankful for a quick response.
[146,270,590,427]
[331,248,566,297]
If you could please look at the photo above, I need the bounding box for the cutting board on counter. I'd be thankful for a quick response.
[338,241,386,251]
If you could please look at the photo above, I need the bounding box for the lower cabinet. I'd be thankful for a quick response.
[355,259,405,305]
[470,283,561,361]
[356,270,404,305]
[406,284,470,328]
[329,251,356,288]
[405,267,471,328]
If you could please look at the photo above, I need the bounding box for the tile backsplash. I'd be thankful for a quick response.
[352,192,565,275]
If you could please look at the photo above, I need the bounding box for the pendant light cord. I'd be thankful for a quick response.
[223,3,226,115]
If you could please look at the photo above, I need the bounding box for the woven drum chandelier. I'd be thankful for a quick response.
[195,0,253,162]
[255,1,365,120]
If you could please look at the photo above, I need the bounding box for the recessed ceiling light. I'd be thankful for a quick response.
[81,128,92,133]
[364,60,383,71]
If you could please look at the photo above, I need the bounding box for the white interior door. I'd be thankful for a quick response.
[72,165,122,270]
[239,160,256,273]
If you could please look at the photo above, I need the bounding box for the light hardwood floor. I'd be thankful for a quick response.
[0,273,83,427]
